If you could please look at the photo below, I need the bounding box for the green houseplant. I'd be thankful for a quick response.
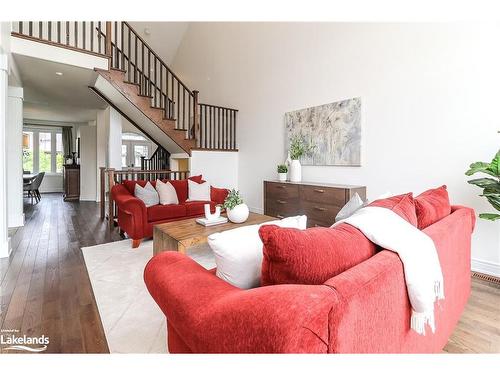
[222,189,249,223]
[277,164,288,182]
[288,135,315,183]
[465,150,500,221]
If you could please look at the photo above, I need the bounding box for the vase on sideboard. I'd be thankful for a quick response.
[289,159,302,182]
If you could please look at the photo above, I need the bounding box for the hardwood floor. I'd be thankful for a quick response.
[444,278,500,353]
[0,193,499,353]
[0,193,122,353]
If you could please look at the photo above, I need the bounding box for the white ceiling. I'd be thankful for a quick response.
[13,53,106,122]
[127,22,189,66]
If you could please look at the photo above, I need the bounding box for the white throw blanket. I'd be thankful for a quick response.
[333,206,444,335]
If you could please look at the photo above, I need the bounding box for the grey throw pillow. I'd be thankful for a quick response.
[134,182,159,207]
[335,193,364,222]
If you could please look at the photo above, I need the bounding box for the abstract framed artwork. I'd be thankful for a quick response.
[285,97,362,166]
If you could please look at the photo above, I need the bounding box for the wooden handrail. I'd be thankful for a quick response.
[199,103,239,112]
[12,21,111,59]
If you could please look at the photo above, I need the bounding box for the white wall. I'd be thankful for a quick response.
[79,124,97,201]
[173,22,500,275]
[0,22,11,257]
[190,150,238,190]
[6,86,24,227]
[96,108,108,201]
[107,107,122,169]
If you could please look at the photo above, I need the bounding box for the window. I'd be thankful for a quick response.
[134,145,149,168]
[39,132,52,173]
[122,132,152,169]
[23,127,64,174]
[121,145,128,168]
[56,133,64,173]
[22,131,34,173]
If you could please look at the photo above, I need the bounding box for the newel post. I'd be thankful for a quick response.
[107,168,115,230]
[99,167,106,220]
[193,90,200,145]
[105,21,112,57]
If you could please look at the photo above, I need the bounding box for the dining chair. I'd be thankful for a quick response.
[24,172,45,204]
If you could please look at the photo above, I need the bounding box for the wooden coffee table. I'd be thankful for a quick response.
[153,212,276,255]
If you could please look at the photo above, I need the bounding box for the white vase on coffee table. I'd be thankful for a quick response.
[227,203,249,223]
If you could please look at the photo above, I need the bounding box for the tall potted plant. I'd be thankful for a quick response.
[465,150,500,220]
[222,189,249,223]
[288,135,315,182]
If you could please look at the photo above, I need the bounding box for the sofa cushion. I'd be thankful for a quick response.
[156,179,179,205]
[208,216,307,289]
[184,201,215,216]
[187,180,211,201]
[165,175,204,203]
[415,185,451,229]
[147,204,187,222]
[211,186,229,205]
[368,193,418,226]
[259,223,376,286]
[134,182,159,207]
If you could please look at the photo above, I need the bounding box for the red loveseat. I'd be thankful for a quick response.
[111,175,229,248]
[144,204,475,353]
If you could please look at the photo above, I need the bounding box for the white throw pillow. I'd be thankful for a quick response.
[134,182,159,207]
[188,179,211,201]
[155,179,179,205]
[208,215,307,289]
[335,193,364,222]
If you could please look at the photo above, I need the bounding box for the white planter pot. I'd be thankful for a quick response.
[289,160,302,182]
[227,203,249,223]
[278,172,287,182]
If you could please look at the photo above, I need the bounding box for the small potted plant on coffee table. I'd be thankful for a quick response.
[277,164,288,182]
[222,189,249,223]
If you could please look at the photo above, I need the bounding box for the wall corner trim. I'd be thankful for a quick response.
[0,54,8,72]
[8,86,23,99]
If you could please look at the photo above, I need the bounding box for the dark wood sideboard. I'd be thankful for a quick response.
[264,180,366,228]
[63,164,80,201]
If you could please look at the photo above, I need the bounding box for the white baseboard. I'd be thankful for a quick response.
[0,238,12,259]
[249,206,264,215]
[471,258,500,277]
[8,213,24,228]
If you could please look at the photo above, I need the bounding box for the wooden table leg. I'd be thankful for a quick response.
[153,226,181,256]
[177,242,187,254]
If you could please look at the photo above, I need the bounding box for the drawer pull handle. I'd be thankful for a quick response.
[277,186,286,189]
[314,189,325,193]
[277,214,284,219]
[314,206,327,211]
[277,199,287,204]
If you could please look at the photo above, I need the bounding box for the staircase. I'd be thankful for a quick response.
[11,21,238,158]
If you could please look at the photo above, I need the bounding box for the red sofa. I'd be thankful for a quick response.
[144,203,475,353]
[111,175,229,248]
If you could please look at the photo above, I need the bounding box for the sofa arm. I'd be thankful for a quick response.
[111,184,147,239]
[144,252,338,353]
[323,206,474,353]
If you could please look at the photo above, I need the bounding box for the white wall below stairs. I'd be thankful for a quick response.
[190,150,238,191]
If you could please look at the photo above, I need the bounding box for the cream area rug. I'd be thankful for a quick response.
[81,239,215,353]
